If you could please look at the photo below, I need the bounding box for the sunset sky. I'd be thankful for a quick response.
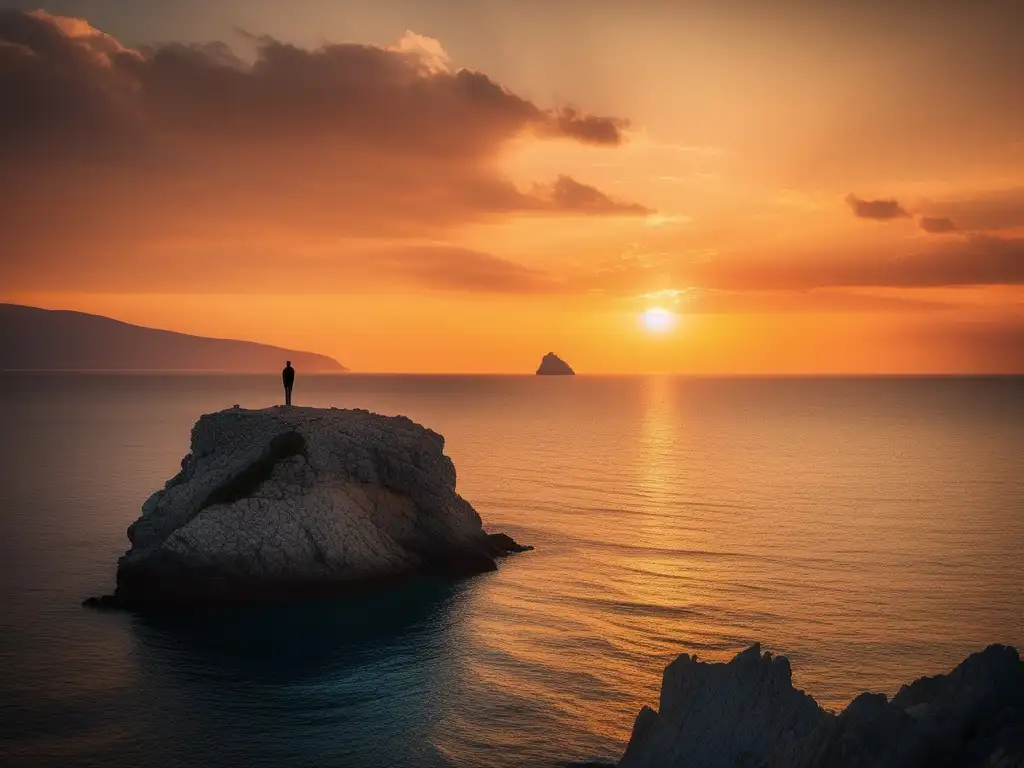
[2,0,1022,373]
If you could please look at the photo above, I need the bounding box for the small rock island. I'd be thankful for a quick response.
[536,352,575,375]
[88,407,530,609]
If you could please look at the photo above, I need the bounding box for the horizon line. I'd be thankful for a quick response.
[1,370,1021,378]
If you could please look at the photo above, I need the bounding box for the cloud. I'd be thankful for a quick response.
[0,10,648,290]
[663,288,952,314]
[575,236,1024,296]
[848,188,1024,234]
[372,239,1020,301]
[919,216,958,234]
[846,194,910,220]
[391,30,452,74]
[703,235,1024,289]
[535,175,653,215]
[916,187,1024,232]
[0,11,629,161]
[371,246,558,293]
[545,107,628,146]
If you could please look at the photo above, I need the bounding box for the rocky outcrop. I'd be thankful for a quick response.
[536,352,575,375]
[87,406,530,609]
[618,645,824,768]
[615,643,1024,768]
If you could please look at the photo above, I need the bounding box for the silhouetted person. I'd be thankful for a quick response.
[282,361,295,406]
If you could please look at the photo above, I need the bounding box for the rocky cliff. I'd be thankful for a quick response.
[88,406,529,609]
[536,352,575,375]
[615,643,1024,768]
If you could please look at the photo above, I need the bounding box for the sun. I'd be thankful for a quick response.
[641,307,677,333]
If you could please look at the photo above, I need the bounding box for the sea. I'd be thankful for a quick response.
[1,373,1022,768]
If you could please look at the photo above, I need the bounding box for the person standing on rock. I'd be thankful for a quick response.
[282,361,295,406]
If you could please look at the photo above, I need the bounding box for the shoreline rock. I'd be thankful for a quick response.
[613,643,1024,768]
[87,406,530,610]
[537,352,575,375]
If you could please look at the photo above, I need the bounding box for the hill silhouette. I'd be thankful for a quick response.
[536,352,575,375]
[0,304,346,372]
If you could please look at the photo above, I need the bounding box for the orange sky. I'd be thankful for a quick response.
[1,1,1022,373]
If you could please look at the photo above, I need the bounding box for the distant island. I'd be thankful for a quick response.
[0,304,346,372]
[536,352,575,375]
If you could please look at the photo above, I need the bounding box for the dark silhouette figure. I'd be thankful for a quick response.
[282,361,295,406]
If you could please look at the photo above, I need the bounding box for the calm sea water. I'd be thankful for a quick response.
[1,373,1022,767]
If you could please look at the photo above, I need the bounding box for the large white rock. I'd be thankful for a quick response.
[92,406,529,608]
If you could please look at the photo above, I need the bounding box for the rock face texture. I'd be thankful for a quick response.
[617,643,1024,768]
[92,407,530,609]
[618,645,824,768]
[536,352,575,375]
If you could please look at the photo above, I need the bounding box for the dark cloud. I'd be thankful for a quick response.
[846,194,910,220]
[0,10,629,162]
[847,187,1024,233]
[546,108,628,145]
[0,10,648,290]
[919,216,958,234]
[917,187,1024,232]
[538,175,653,215]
